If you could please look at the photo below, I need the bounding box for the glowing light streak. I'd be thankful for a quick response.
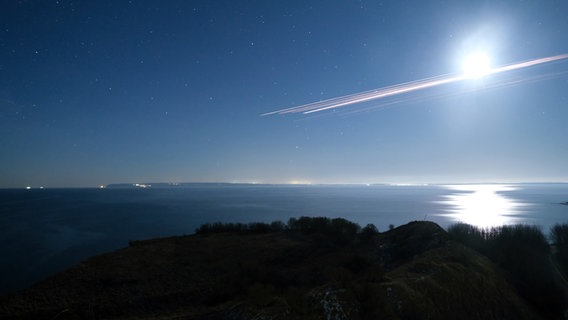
[338,70,568,117]
[262,54,568,116]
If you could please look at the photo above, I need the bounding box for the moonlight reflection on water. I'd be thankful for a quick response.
[441,184,528,228]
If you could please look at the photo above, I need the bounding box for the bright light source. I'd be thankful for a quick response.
[462,52,492,78]
[441,185,526,228]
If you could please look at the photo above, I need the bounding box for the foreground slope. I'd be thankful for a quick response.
[0,220,541,319]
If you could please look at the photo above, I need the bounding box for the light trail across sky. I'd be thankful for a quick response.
[262,53,568,116]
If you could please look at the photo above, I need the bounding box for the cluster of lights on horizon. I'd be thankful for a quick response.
[20,183,529,229]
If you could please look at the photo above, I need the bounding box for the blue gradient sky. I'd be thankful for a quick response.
[2,1,568,187]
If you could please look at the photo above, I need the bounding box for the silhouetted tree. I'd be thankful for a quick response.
[449,223,565,318]
[550,223,568,275]
[360,223,379,244]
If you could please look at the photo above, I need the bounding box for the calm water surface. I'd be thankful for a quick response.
[1,183,567,294]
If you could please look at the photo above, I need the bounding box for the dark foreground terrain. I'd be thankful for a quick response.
[0,218,561,319]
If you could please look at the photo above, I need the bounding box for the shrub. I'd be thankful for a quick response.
[359,224,379,244]
[550,223,568,246]
[448,223,565,318]
[195,221,285,234]
[447,223,487,253]
[286,216,361,245]
[247,222,272,233]
[270,220,286,232]
[550,223,568,276]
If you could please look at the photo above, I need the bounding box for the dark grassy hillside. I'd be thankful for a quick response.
[0,218,543,319]
[448,223,568,319]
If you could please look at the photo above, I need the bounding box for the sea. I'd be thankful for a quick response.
[1,183,567,295]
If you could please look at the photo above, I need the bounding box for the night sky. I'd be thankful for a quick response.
[2,1,568,188]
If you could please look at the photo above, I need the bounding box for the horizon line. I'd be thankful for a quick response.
[3,180,568,189]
